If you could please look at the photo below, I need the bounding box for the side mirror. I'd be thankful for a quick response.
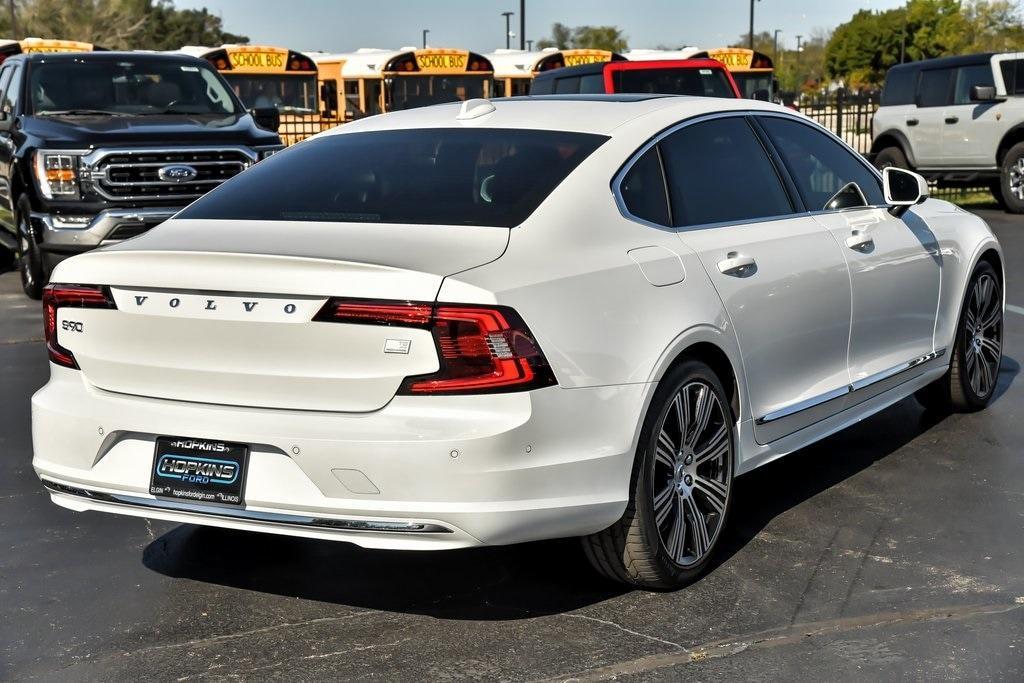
[970,85,998,102]
[250,106,280,132]
[883,166,928,217]
[751,88,771,101]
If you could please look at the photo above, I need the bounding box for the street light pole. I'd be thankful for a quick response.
[773,29,782,61]
[519,0,526,51]
[749,0,760,51]
[422,29,429,49]
[502,12,514,50]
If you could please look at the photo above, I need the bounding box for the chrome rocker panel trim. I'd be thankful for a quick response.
[40,479,454,534]
[756,349,947,425]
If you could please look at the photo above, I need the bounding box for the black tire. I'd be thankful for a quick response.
[916,260,1002,412]
[998,141,1024,214]
[874,145,910,171]
[989,181,1007,209]
[16,197,45,299]
[583,359,735,590]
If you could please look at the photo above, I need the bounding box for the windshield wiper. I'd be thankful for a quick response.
[38,109,127,117]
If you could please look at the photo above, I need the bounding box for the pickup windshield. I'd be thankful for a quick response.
[29,58,239,116]
[179,128,607,227]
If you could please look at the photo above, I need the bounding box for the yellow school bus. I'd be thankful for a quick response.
[178,44,327,144]
[313,47,493,120]
[487,48,624,97]
[0,37,105,59]
[691,48,775,99]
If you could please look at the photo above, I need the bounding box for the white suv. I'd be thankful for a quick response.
[871,52,1024,212]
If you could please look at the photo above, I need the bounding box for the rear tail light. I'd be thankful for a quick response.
[314,299,556,394]
[43,284,116,369]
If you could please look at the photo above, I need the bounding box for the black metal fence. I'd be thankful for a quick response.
[798,91,992,202]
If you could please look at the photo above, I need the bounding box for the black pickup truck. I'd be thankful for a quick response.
[0,51,283,298]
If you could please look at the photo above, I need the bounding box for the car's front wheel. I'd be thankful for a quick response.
[873,145,909,172]
[917,260,1003,412]
[999,142,1024,214]
[583,359,734,589]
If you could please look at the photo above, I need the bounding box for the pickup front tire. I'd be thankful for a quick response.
[16,197,45,300]
[873,146,909,171]
[999,142,1024,214]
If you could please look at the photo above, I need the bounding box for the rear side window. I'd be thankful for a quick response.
[530,77,553,95]
[1000,59,1024,95]
[881,67,916,106]
[954,64,995,104]
[614,68,735,98]
[659,117,792,227]
[917,68,953,107]
[759,116,884,210]
[619,147,670,226]
[554,77,580,94]
[579,73,605,94]
[178,128,607,228]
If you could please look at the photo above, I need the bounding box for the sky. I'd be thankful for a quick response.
[174,0,909,55]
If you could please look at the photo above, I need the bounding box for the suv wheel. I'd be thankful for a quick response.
[999,142,1024,214]
[583,360,734,589]
[16,198,45,300]
[874,146,909,171]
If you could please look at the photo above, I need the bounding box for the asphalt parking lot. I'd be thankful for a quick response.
[2,208,1023,681]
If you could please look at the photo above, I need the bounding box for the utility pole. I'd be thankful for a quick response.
[519,0,526,51]
[7,0,16,38]
[773,29,782,61]
[526,40,533,51]
[502,12,514,50]
[749,0,760,51]
[422,29,429,49]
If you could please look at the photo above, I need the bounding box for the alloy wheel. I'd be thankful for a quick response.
[1010,157,1024,201]
[651,381,731,567]
[963,272,1002,398]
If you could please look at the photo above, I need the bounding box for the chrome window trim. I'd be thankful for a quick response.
[755,348,946,425]
[610,108,893,232]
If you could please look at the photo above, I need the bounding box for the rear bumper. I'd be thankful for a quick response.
[32,366,647,549]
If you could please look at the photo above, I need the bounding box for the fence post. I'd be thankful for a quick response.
[835,89,844,139]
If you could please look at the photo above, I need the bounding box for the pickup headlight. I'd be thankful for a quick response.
[34,151,83,199]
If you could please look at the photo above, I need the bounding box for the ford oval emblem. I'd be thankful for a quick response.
[157,164,198,183]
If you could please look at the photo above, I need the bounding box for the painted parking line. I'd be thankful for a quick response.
[1007,304,1024,316]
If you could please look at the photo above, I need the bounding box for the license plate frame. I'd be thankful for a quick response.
[149,436,249,506]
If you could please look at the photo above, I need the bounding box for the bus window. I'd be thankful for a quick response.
[732,72,773,99]
[321,79,338,117]
[511,79,531,96]
[388,75,486,111]
[494,79,507,97]
[228,74,317,112]
[364,79,383,115]
[343,80,362,117]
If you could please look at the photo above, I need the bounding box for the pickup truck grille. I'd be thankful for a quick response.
[90,149,253,201]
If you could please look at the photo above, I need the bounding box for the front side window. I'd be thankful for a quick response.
[659,116,792,227]
[3,65,21,115]
[30,59,239,116]
[759,116,884,210]
[620,147,670,225]
[917,68,953,107]
[954,64,995,104]
[178,128,607,227]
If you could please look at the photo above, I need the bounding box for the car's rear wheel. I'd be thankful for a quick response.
[916,260,1002,412]
[999,142,1024,214]
[583,359,734,589]
[16,198,45,300]
[873,146,909,171]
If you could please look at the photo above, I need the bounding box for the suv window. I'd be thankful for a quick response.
[759,116,885,210]
[881,67,917,106]
[620,147,670,225]
[179,128,607,227]
[917,68,953,107]
[659,117,792,227]
[954,64,995,104]
[579,73,605,94]
[554,77,580,94]
[1,64,20,116]
[0,65,13,119]
[1000,59,1024,95]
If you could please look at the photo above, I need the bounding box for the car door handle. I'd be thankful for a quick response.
[845,230,874,251]
[945,116,959,124]
[906,118,919,126]
[717,252,756,276]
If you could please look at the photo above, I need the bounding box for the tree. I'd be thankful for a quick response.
[536,23,628,53]
[7,0,247,50]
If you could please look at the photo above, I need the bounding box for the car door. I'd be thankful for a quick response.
[658,115,853,444]
[910,67,954,167]
[758,115,941,402]
[943,63,1002,167]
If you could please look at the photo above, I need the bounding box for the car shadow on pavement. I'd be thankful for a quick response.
[142,357,1019,619]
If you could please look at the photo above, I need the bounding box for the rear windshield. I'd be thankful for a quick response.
[178,128,607,227]
[613,68,736,98]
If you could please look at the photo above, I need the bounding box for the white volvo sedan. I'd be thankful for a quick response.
[32,95,1003,589]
